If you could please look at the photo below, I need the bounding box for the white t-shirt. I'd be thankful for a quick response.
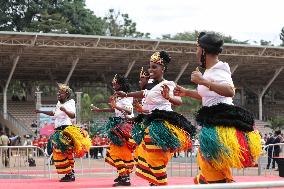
[53,99,76,128]
[115,97,134,118]
[197,61,234,107]
[143,80,180,112]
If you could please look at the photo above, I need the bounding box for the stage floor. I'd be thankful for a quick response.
[0,176,283,189]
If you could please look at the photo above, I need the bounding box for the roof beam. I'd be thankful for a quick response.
[65,57,79,84]
[175,62,190,83]
[231,64,239,75]
[31,34,38,46]
[153,41,160,51]
[124,60,136,78]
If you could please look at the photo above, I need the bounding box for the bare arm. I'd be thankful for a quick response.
[114,105,132,115]
[59,107,75,119]
[173,85,202,101]
[90,105,114,113]
[168,97,183,106]
[201,80,235,97]
[115,91,144,98]
[191,68,235,98]
[34,110,54,116]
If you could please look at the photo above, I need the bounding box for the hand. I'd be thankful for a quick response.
[59,106,66,112]
[90,104,100,112]
[191,67,205,85]
[109,98,116,109]
[34,110,40,114]
[173,85,187,97]
[161,84,170,100]
[114,91,127,97]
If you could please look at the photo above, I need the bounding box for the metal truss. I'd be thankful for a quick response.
[0,32,283,58]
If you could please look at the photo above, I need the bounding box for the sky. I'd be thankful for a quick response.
[86,0,284,45]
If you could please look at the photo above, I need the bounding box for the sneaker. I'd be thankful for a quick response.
[59,173,75,182]
[112,180,131,187]
[149,182,157,186]
[114,176,122,182]
[113,175,131,187]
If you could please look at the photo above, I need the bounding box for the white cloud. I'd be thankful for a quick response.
[86,0,284,45]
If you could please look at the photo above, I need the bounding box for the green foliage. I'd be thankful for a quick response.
[265,116,284,131]
[103,9,150,38]
[0,0,105,35]
[80,93,93,122]
[173,85,201,115]
[280,27,284,47]
[161,30,249,44]
[260,40,273,46]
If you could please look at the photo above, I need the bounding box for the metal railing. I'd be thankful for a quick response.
[92,181,284,189]
[0,146,49,178]
[0,107,34,136]
[2,143,283,180]
[263,143,284,175]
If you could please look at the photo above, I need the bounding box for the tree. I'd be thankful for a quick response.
[280,27,284,47]
[103,9,150,38]
[161,30,249,44]
[265,116,284,131]
[81,93,94,123]
[0,0,105,35]
[260,40,273,46]
[173,85,201,115]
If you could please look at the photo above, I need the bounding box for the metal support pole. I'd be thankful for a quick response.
[231,64,239,75]
[175,62,189,83]
[35,91,42,134]
[124,60,136,78]
[65,57,79,84]
[75,92,83,124]
[3,55,20,119]
[258,66,283,120]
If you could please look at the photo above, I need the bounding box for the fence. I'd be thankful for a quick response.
[0,145,48,178]
[1,143,283,179]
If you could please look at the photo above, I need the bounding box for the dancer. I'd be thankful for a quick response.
[116,51,196,186]
[91,74,135,187]
[35,83,91,182]
[174,32,262,184]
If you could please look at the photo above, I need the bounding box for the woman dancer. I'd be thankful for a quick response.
[174,32,262,184]
[91,74,135,187]
[116,51,195,186]
[35,83,91,182]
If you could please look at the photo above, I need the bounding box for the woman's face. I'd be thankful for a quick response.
[57,89,68,102]
[112,82,121,91]
[139,76,149,90]
[148,62,164,80]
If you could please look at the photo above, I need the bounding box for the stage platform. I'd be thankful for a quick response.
[0,176,283,189]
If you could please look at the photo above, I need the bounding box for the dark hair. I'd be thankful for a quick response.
[198,32,224,55]
[275,130,281,135]
[116,74,131,93]
[159,51,171,71]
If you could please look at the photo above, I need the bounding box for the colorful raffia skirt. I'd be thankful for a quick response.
[133,110,195,185]
[47,125,91,174]
[195,103,262,183]
[104,117,136,175]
